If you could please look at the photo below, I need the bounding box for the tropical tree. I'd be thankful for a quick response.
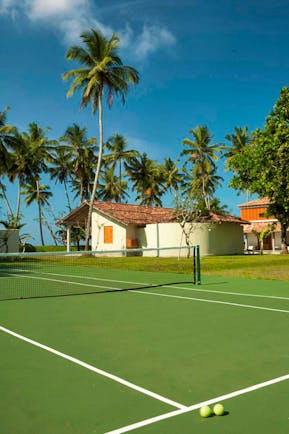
[59,124,97,204]
[224,126,249,159]
[22,182,52,246]
[161,158,183,194]
[181,125,223,210]
[252,223,276,255]
[224,126,251,201]
[227,87,289,253]
[104,133,138,185]
[125,153,165,206]
[98,166,128,202]
[49,145,73,211]
[62,28,139,250]
[0,106,15,176]
[0,106,16,218]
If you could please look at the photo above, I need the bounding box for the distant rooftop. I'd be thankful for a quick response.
[238,198,270,208]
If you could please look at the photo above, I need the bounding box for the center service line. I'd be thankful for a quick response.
[106,373,289,433]
[0,326,186,410]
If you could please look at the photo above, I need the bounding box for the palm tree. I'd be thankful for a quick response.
[49,144,73,212]
[104,133,138,185]
[0,106,15,176]
[0,106,16,218]
[224,126,249,159]
[125,153,165,206]
[182,125,223,210]
[59,124,97,204]
[62,28,139,250]
[98,166,128,202]
[162,158,183,194]
[22,182,52,246]
[225,126,250,202]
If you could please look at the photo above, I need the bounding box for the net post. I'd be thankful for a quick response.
[196,245,201,285]
[193,246,196,284]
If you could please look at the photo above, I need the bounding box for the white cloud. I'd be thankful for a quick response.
[0,0,176,59]
[134,25,176,59]
[28,0,88,20]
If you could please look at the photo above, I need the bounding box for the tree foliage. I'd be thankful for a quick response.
[227,87,289,252]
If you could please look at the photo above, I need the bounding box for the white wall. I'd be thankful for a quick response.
[91,210,127,253]
[138,222,244,256]
[91,210,244,256]
[0,230,20,253]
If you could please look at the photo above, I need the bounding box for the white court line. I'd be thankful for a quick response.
[12,269,150,286]
[132,290,289,314]
[6,273,123,292]
[7,269,289,302]
[105,373,289,433]
[166,285,289,301]
[0,326,186,410]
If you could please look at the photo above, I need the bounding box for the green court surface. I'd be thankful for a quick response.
[1,265,289,433]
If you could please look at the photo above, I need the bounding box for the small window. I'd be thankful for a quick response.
[104,226,113,244]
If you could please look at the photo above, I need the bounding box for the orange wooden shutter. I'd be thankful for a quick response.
[104,226,113,244]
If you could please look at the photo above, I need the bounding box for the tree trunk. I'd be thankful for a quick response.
[280,222,288,254]
[16,178,21,221]
[0,182,14,217]
[64,179,72,212]
[36,180,45,246]
[85,90,103,251]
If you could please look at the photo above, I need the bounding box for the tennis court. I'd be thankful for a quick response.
[1,250,289,433]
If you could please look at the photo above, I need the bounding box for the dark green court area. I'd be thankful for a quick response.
[1,262,289,433]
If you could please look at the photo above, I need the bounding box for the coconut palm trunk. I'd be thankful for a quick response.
[36,179,45,246]
[85,91,103,250]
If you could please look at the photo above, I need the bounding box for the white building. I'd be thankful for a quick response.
[57,201,248,256]
[0,229,20,253]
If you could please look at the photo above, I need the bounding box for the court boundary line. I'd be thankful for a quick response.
[0,326,186,410]
[132,290,289,314]
[105,373,289,433]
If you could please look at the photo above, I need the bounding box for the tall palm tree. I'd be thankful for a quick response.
[0,106,15,176]
[22,182,52,246]
[60,124,97,204]
[225,126,250,202]
[162,158,183,194]
[125,153,165,206]
[62,28,139,250]
[104,133,138,185]
[224,126,249,159]
[0,106,16,218]
[98,166,128,202]
[182,125,223,210]
[49,144,73,212]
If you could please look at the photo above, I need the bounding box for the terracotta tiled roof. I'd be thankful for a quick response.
[57,201,248,226]
[197,211,249,224]
[238,197,270,208]
[93,201,176,225]
[243,221,283,234]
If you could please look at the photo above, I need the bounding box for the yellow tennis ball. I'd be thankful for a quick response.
[213,403,225,416]
[199,405,212,418]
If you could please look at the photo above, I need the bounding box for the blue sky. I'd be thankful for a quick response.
[1,0,289,244]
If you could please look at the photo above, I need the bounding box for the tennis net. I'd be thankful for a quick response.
[0,245,201,301]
